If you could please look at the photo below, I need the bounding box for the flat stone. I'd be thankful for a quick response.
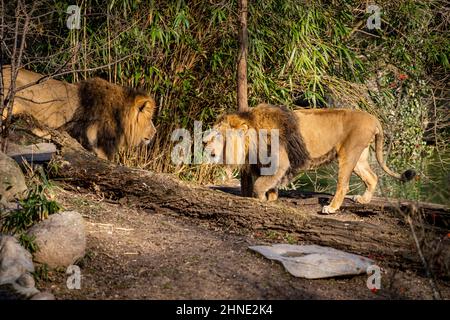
[249,244,374,279]
[27,211,86,268]
[6,142,56,165]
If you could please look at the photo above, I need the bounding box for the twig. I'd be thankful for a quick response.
[406,214,442,300]
[13,54,133,93]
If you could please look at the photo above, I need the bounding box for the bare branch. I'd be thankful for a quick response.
[13,54,134,94]
[406,214,442,300]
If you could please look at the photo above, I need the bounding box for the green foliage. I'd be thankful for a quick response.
[18,233,39,254]
[5,0,447,201]
[1,170,61,234]
[33,264,49,282]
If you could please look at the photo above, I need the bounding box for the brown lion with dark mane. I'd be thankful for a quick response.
[2,66,156,160]
[204,103,415,214]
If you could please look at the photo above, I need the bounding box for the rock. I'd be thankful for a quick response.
[0,151,27,203]
[249,244,374,279]
[0,285,21,300]
[27,211,86,268]
[0,235,39,298]
[16,273,35,288]
[0,235,34,285]
[6,142,57,165]
[30,292,55,300]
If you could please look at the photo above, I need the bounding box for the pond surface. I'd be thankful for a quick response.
[290,149,449,206]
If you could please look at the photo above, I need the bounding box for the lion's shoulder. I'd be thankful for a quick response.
[247,103,292,129]
[245,103,310,169]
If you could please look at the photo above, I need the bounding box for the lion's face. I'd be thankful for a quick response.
[203,115,249,164]
[124,96,157,148]
[203,126,225,159]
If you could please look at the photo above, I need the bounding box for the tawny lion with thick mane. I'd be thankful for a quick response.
[1,66,156,160]
[204,103,415,214]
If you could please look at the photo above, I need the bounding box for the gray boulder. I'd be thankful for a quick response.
[0,235,39,297]
[30,291,56,300]
[0,151,27,203]
[27,211,86,268]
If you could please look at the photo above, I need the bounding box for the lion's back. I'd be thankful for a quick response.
[2,66,79,128]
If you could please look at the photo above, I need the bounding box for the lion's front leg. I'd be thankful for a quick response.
[253,176,275,201]
[253,148,289,201]
[240,167,255,197]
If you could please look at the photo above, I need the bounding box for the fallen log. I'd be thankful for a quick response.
[213,185,449,222]
[48,130,446,271]
[280,189,449,229]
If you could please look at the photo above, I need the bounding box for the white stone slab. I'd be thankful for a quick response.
[249,244,374,279]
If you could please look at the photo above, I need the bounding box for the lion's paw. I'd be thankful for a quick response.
[352,195,370,204]
[321,205,337,214]
[266,191,278,202]
[254,193,267,202]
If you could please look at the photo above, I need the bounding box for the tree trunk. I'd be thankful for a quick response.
[47,130,441,272]
[237,0,248,112]
[237,0,251,197]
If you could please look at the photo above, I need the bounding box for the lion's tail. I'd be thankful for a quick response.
[374,121,416,182]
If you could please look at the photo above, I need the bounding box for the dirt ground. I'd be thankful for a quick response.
[33,184,449,300]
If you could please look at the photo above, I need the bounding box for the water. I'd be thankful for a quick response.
[290,150,450,206]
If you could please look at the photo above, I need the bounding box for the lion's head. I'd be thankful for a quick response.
[66,78,157,160]
[203,114,251,165]
[121,94,157,148]
[204,104,310,173]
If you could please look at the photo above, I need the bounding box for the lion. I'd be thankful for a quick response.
[204,103,415,214]
[1,66,156,160]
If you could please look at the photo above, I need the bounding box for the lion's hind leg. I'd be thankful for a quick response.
[352,147,378,204]
[322,145,366,214]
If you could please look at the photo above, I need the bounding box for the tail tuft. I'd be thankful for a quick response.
[401,169,416,182]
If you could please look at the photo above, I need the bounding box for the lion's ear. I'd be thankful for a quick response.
[138,102,145,112]
[136,97,156,116]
